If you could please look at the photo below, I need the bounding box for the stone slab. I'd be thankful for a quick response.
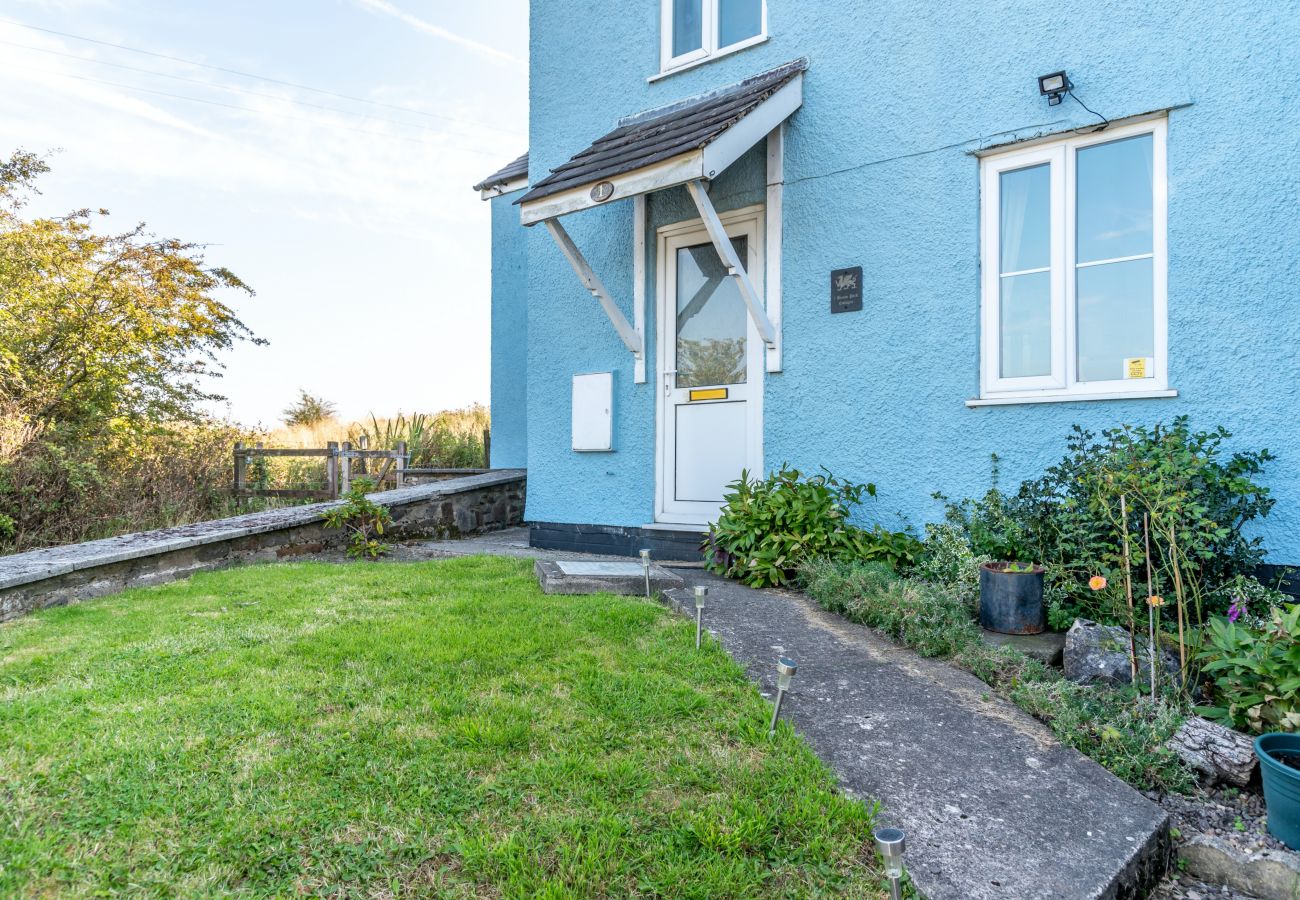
[661,575,1171,900]
[555,561,646,577]
[1180,834,1300,899]
[982,628,1067,666]
[534,559,683,595]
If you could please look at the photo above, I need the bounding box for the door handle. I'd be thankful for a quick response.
[662,370,678,397]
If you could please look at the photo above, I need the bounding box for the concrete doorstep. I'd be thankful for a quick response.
[660,572,1171,900]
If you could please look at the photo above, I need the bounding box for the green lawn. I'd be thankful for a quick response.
[0,557,882,897]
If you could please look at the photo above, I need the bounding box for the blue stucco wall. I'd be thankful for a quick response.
[520,1,1300,561]
[489,190,528,469]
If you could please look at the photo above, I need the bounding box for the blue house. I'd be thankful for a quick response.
[476,1,1300,568]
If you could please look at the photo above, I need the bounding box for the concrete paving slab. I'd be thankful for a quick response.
[982,628,1068,667]
[534,559,683,595]
[661,574,1170,900]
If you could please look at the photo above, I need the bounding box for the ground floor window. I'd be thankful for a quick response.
[978,117,1168,401]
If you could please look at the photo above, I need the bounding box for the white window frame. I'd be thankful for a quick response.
[657,0,768,79]
[977,116,1169,403]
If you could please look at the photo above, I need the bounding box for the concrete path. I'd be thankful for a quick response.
[660,573,1170,900]
[405,531,1171,899]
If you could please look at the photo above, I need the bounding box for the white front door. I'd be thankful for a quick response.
[655,206,764,526]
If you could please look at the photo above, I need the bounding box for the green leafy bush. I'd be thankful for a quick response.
[1017,419,1274,623]
[705,466,920,588]
[937,420,1274,627]
[1197,602,1300,733]
[800,557,1194,792]
[321,479,392,559]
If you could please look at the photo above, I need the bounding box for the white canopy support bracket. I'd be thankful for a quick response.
[544,217,645,362]
[684,180,777,349]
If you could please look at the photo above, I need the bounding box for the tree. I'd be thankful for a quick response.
[282,390,337,427]
[0,150,263,433]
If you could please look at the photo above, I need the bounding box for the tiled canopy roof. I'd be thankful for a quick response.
[518,59,807,205]
[473,152,529,192]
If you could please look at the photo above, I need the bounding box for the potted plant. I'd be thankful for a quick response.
[1255,733,1300,850]
[978,561,1047,634]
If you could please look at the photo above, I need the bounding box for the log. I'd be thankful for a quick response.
[1167,717,1257,787]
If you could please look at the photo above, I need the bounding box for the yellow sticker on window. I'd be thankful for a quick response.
[1124,357,1150,379]
[689,388,728,401]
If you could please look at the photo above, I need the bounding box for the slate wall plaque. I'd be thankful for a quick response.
[830,266,863,313]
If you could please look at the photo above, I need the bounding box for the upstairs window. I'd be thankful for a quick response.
[978,117,1169,401]
[661,0,766,74]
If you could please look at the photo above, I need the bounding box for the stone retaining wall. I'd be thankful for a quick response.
[0,470,526,622]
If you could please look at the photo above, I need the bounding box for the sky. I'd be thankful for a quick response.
[0,0,530,427]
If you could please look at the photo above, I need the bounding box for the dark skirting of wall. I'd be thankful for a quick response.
[529,522,706,561]
[0,470,526,622]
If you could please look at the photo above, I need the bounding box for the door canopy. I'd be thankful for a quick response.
[519,59,806,379]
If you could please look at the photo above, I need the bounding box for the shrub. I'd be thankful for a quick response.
[914,521,988,607]
[1196,602,1300,733]
[321,479,392,559]
[705,466,920,588]
[1016,419,1274,624]
[937,420,1274,627]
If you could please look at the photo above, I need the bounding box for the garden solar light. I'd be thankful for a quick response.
[768,657,797,736]
[1038,70,1070,105]
[874,826,907,900]
[694,585,707,648]
[639,549,651,598]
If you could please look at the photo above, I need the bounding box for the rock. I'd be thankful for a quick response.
[1180,834,1300,900]
[1064,618,1181,687]
[1168,718,1258,787]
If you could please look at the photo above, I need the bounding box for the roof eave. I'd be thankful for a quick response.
[479,176,530,201]
[517,71,803,226]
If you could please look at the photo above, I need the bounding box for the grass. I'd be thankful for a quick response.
[0,557,882,897]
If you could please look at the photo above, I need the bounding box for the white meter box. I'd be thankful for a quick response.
[572,372,613,451]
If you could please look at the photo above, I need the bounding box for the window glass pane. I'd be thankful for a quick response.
[999,164,1050,273]
[672,0,703,57]
[676,238,747,388]
[1077,134,1153,263]
[1076,257,1154,382]
[1000,270,1051,378]
[718,0,762,47]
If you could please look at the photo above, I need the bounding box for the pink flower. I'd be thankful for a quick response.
[1228,598,1245,624]
[1088,576,1107,591]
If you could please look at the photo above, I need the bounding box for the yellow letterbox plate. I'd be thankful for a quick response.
[689,388,728,401]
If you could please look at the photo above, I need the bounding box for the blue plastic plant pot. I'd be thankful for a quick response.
[1256,732,1300,850]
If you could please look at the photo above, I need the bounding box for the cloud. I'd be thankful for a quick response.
[351,0,524,66]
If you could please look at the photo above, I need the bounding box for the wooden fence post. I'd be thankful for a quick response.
[233,442,245,505]
[483,428,491,469]
[340,441,353,496]
[326,441,339,499]
[356,434,368,476]
[395,440,407,488]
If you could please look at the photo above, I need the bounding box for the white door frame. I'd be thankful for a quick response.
[654,203,765,526]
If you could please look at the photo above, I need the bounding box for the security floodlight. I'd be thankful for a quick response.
[874,826,907,900]
[1038,71,1070,105]
[639,549,652,598]
[694,586,708,648]
[768,657,798,736]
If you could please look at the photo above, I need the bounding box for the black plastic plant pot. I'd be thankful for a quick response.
[1256,733,1300,850]
[979,562,1047,635]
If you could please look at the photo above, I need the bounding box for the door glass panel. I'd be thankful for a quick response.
[1077,256,1154,382]
[1077,134,1153,264]
[672,0,704,57]
[676,237,747,388]
[999,163,1050,274]
[718,0,762,47]
[1000,270,1051,378]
